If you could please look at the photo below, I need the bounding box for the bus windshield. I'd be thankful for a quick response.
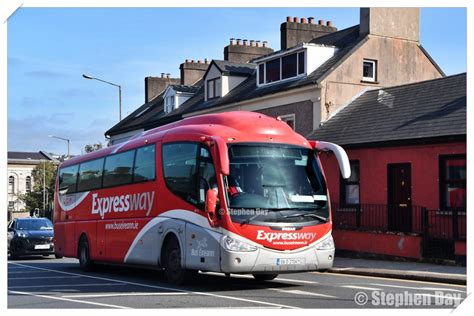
[226,144,328,224]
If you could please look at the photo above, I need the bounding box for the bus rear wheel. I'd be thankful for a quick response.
[163,237,196,285]
[78,236,94,271]
[252,273,278,281]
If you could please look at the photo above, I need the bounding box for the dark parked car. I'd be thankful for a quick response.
[7,217,60,259]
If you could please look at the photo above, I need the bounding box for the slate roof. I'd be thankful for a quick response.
[8,151,54,161]
[307,73,466,146]
[213,60,256,76]
[170,84,201,94]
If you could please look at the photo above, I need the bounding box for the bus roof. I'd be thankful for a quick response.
[61,111,311,168]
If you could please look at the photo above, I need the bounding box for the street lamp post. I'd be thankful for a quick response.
[48,135,70,159]
[82,74,122,121]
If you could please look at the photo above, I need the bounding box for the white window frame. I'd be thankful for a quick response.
[279,114,296,131]
[362,59,377,82]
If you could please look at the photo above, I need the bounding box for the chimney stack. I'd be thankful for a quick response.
[280,16,337,50]
[359,8,420,42]
[224,38,273,63]
[179,59,209,85]
[145,75,180,103]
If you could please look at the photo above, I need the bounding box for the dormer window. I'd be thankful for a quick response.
[257,50,306,86]
[207,78,221,99]
[165,96,175,113]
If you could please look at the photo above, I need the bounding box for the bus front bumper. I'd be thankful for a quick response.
[220,245,334,274]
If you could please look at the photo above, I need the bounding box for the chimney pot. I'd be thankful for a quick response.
[161,73,165,78]
[230,38,235,45]
[308,17,314,24]
[301,17,307,23]
[236,38,242,45]
[166,73,170,79]
[255,40,261,47]
[327,20,333,27]
[262,41,268,48]
[286,16,292,22]
[185,59,189,63]
[250,40,255,47]
[198,59,202,64]
[243,39,248,46]
[318,19,325,25]
[204,58,209,64]
[191,59,195,63]
[293,17,298,23]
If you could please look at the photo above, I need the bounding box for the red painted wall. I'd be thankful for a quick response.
[333,230,422,259]
[321,142,466,210]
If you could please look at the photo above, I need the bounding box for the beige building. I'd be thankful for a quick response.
[7,151,56,220]
[106,8,445,143]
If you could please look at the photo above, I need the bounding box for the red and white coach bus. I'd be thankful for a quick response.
[54,111,350,284]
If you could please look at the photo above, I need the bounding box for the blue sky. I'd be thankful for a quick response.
[7,7,466,156]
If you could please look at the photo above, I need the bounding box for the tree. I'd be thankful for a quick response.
[84,142,104,153]
[18,161,57,212]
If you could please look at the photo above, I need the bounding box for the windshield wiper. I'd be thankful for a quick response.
[279,213,328,223]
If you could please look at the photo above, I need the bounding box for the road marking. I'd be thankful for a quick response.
[9,271,51,274]
[341,285,382,291]
[9,290,130,309]
[201,271,318,284]
[9,276,82,280]
[9,262,300,309]
[62,292,189,298]
[370,283,466,293]
[269,288,337,298]
[9,283,126,289]
[312,271,467,288]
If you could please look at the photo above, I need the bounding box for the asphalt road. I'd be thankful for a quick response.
[8,257,466,309]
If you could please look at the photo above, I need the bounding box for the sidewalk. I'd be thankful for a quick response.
[328,257,467,285]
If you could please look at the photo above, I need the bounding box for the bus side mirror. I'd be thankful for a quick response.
[205,189,218,227]
[311,141,351,179]
[210,136,229,175]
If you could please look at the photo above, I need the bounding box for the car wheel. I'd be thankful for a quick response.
[252,273,278,281]
[163,237,196,285]
[78,236,94,271]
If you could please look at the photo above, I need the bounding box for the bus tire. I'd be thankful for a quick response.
[78,236,94,271]
[252,273,278,281]
[162,236,195,285]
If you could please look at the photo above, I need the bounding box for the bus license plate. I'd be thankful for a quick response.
[34,244,50,250]
[276,258,305,265]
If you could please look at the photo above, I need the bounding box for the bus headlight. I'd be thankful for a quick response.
[223,236,257,252]
[316,235,335,250]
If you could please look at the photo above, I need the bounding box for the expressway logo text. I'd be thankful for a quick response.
[256,230,317,243]
[92,191,155,219]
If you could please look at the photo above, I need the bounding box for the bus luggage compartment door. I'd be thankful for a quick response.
[185,223,220,271]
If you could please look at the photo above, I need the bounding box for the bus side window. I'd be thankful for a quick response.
[103,150,134,187]
[134,144,156,183]
[198,146,217,207]
[77,158,104,192]
[59,165,79,195]
[162,143,199,205]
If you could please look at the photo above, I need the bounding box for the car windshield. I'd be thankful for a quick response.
[226,144,328,224]
[16,219,53,230]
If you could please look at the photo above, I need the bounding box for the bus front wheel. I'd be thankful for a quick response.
[163,237,196,285]
[252,273,278,281]
[78,236,94,271]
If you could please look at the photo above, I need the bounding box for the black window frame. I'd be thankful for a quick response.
[25,176,32,193]
[340,160,360,206]
[265,58,281,83]
[258,63,265,84]
[439,154,466,211]
[298,51,305,75]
